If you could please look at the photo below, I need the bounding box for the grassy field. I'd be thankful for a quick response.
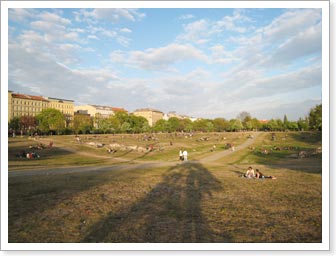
[8,131,322,243]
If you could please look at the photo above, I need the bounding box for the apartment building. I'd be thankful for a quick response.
[74,104,127,128]
[44,97,74,124]
[8,91,75,125]
[8,91,49,121]
[45,97,74,116]
[133,108,164,127]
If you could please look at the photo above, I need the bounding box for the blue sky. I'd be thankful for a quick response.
[8,7,322,120]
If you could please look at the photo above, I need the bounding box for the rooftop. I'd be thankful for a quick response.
[46,97,74,102]
[133,108,164,114]
[11,93,49,102]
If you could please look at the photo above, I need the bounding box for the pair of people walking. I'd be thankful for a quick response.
[179,149,188,161]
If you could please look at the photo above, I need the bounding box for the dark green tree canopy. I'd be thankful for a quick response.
[309,104,322,131]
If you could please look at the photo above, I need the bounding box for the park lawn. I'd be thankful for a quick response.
[7,131,322,243]
[8,138,115,170]
[8,132,247,169]
[69,132,247,162]
[8,162,321,243]
[224,132,322,166]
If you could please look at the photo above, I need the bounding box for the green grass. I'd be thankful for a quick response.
[7,131,322,243]
[225,132,322,166]
[8,132,247,169]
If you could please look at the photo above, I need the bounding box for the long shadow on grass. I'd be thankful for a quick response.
[288,131,322,144]
[8,143,75,161]
[82,162,222,243]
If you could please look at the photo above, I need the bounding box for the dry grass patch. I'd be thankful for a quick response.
[8,162,321,243]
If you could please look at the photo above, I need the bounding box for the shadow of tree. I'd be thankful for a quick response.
[288,131,322,144]
[82,162,222,243]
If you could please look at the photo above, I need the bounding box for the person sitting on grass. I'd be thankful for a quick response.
[244,166,255,178]
[255,169,277,179]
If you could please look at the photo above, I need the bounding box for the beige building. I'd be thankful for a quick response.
[45,97,74,124]
[74,104,127,128]
[74,104,114,118]
[45,97,74,116]
[8,91,49,121]
[8,91,75,126]
[163,111,194,121]
[133,108,164,127]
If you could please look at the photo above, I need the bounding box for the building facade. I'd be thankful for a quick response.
[74,104,127,128]
[45,97,74,125]
[74,105,113,118]
[8,92,75,127]
[133,108,164,127]
[8,91,49,121]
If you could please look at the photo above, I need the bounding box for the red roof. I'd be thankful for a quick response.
[112,107,127,112]
[259,120,269,124]
[12,93,49,102]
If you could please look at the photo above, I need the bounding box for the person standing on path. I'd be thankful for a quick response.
[183,149,188,161]
[179,149,183,161]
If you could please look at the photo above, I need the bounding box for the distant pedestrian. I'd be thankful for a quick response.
[179,149,183,161]
[183,150,188,161]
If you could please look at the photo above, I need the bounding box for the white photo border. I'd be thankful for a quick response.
[1,0,330,251]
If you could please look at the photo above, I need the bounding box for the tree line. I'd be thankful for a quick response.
[8,104,322,136]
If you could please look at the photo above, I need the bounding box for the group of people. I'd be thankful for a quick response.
[179,149,188,161]
[243,166,277,179]
[16,150,40,159]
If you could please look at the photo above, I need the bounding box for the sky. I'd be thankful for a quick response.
[7,7,323,121]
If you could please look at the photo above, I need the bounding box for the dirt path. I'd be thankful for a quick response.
[200,133,260,163]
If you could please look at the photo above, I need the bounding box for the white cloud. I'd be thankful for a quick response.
[116,36,131,47]
[177,19,210,44]
[213,10,251,34]
[18,30,46,52]
[9,8,36,23]
[8,8,323,121]
[160,68,211,96]
[9,45,123,104]
[210,44,240,64]
[77,8,145,23]
[111,44,208,71]
[110,50,126,63]
[227,65,322,100]
[87,26,131,47]
[15,28,81,64]
[179,14,195,20]
[101,30,117,38]
[262,24,322,67]
[120,28,132,33]
[59,43,82,52]
[260,9,321,43]
[73,68,119,82]
[88,34,99,40]
[177,11,253,45]
[38,12,71,26]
